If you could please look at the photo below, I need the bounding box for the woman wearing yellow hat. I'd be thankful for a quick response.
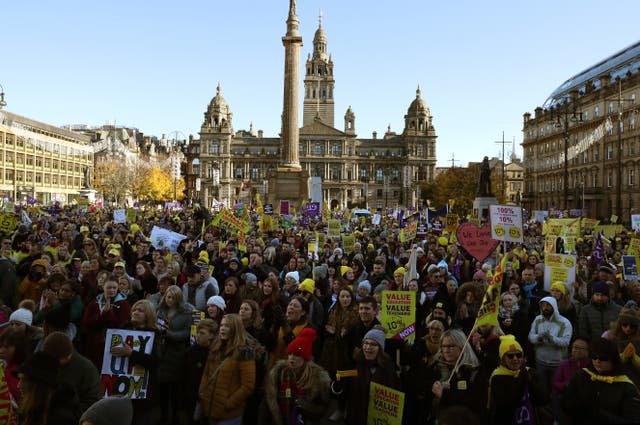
[488,335,548,424]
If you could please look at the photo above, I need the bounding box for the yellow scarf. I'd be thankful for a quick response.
[582,368,635,386]
[487,365,529,408]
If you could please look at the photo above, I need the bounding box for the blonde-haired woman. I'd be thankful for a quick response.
[199,314,256,425]
[157,285,193,424]
[426,328,487,423]
[109,299,160,425]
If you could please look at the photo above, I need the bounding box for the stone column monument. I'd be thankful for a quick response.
[267,0,309,210]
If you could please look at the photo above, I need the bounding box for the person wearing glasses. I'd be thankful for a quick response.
[488,335,548,424]
[602,300,640,388]
[561,337,640,424]
[345,326,400,425]
[427,329,487,424]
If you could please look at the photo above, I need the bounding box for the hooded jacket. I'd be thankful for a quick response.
[528,296,572,366]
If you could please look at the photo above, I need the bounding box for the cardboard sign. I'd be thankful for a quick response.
[456,222,500,262]
[632,215,640,232]
[126,208,137,223]
[0,213,17,233]
[623,255,638,281]
[399,221,417,243]
[368,382,405,425]
[101,329,155,399]
[544,254,577,292]
[264,204,274,215]
[489,205,523,243]
[342,234,355,254]
[380,290,416,341]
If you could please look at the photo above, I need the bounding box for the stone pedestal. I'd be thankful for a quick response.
[473,196,499,220]
[78,189,97,203]
[267,168,309,212]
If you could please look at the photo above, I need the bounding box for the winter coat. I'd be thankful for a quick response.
[58,350,102,414]
[199,343,256,420]
[528,296,573,366]
[80,293,131,369]
[264,359,331,425]
[346,356,401,425]
[488,365,549,425]
[156,302,192,383]
[561,366,640,424]
[552,357,590,393]
[578,299,621,340]
[182,279,216,312]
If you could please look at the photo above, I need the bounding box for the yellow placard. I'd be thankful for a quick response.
[327,219,341,238]
[316,232,326,251]
[380,291,416,341]
[399,221,417,243]
[0,214,17,233]
[368,382,404,425]
[446,214,459,232]
[342,235,355,254]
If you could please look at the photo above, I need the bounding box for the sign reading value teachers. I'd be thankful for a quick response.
[368,382,405,425]
[380,291,415,341]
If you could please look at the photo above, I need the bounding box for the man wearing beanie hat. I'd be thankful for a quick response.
[488,335,548,424]
[183,263,217,312]
[578,280,621,341]
[283,271,300,296]
[528,296,572,392]
[264,327,331,424]
[80,396,134,425]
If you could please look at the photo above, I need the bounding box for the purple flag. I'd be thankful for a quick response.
[593,232,604,266]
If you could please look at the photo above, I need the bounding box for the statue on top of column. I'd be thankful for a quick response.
[477,156,492,196]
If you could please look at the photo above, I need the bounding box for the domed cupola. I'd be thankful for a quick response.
[313,22,328,61]
[203,83,233,132]
[404,85,432,134]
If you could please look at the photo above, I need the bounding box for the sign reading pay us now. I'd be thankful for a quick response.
[101,329,155,399]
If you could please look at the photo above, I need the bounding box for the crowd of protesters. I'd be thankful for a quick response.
[0,204,638,425]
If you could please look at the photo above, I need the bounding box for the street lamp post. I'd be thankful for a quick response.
[0,84,6,109]
[550,94,582,211]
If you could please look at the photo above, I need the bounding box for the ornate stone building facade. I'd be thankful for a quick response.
[187,18,437,209]
[522,41,640,222]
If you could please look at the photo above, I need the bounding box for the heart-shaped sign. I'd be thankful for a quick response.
[456,222,500,262]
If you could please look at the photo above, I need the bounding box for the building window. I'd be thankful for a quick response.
[631,142,636,155]
[609,102,615,114]
[584,110,589,121]
[330,165,340,180]
[417,145,424,157]
[629,169,635,186]
[209,144,219,154]
[314,143,324,155]
[607,145,614,159]
[299,143,305,155]
[251,168,259,180]
[607,172,613,187]
[331,144,342,156]
[235,167,243,179]
[595,106,600,118]
[376,169,383,183]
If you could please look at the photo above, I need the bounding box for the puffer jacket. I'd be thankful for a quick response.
[528,296,572,366]
[578,298,621,340]
[199,344,256,420]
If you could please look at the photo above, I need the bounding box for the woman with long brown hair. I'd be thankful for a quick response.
[199,314,256,425]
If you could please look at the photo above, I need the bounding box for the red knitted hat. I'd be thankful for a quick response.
[286,327,317,361]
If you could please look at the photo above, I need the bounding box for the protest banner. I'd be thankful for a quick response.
[0,213,17,233]
[399,221,417,243]
[126,208,137,222]
[342,234,355,254]
[101,329,155,399]
[455,222,499,262]
[544,253,577,292]
[279,200,290,215]
[327,219,341,239]
[628,239,640,267]
[113,209,126,224]
[380,291,415,341]
[623,255,638,281]
[368,382,404,425]
[149,226,187,253]
[633,215,640,232]
[445,214,459,233]
[489,205,523,243]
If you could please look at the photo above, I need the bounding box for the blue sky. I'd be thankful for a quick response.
[2,0,638,167]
